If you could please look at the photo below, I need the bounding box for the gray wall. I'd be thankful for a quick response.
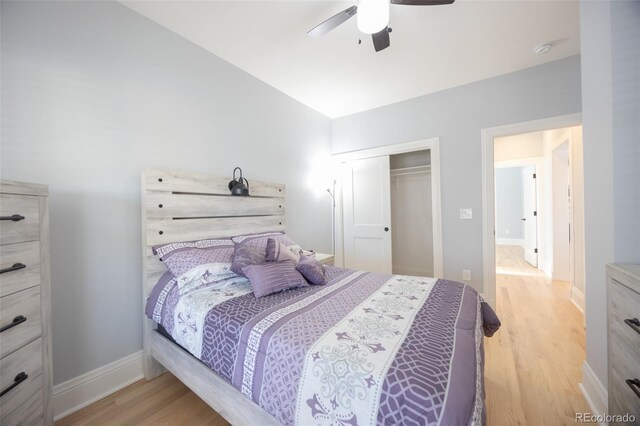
[333,56,582,291]
[611,1,640,263]
[580,0,640,391]
[0,1,332,385]
[495,167,524,240]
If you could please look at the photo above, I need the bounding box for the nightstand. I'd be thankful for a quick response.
[314,253,334,266]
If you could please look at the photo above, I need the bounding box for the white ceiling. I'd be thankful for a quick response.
[121,0,580,118]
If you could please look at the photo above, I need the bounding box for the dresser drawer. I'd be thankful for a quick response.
[609,279,640,355]
[0,338,43,420]
[0,195,40,246]
[1,390,43,426]
[0,241,41,298]
[0,286,42,358]
[610,365,640,422]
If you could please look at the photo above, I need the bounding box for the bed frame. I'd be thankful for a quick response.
[141,169,284,425]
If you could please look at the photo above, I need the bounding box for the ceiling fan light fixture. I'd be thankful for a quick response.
[357,0,389,34]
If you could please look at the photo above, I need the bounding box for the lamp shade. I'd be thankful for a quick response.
[357,0,389,34]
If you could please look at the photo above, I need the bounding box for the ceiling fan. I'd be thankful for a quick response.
[307,0,454,52]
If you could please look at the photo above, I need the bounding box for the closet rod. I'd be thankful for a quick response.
[390,165,431,176]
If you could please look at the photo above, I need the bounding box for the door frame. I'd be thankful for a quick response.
[332,138,443,278]
[481,113,582,306]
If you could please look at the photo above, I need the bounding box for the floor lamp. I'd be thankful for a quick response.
[326,180,336,256]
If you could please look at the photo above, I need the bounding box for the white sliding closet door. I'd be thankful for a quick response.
[342,156,392,274]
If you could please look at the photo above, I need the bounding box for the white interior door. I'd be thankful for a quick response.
[343,156,392,273]
[522,166,538,267]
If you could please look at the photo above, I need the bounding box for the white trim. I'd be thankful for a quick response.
[332,138,443,278]
[53,351,143,421]
[332,138,439,163]
[571,286,585,314]
[579,362,608,425]
[496,238,524,247]
[482,113,582,304]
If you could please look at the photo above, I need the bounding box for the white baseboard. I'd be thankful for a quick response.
[571,286,585,313]
[579,362,608,425]
[53,350,144,421]
[496,238,524,247]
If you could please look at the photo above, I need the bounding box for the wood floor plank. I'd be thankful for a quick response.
[57,245,591,425]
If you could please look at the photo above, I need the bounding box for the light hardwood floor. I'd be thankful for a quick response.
[58,246,590,425]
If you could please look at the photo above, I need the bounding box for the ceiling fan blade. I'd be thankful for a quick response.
[372,27,390,52]
[390,0,454,5]
[307,6,358,38]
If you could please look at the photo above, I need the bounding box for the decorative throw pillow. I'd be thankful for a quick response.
[242,260,307,298]
[152,239,238,295]
[266,238,300,263]
[232,232,297,253]
[231,243,267,277]
[296,253,326,285]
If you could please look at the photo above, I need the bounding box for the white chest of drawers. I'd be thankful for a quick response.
[607,263,640,424]
[0,181,52,425]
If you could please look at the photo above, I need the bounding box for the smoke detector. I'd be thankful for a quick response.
[534,43,553,55]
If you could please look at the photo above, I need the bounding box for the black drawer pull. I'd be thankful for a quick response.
[0,372,28,398]
[0,263,26,275]
[624,318,640,335]
[0,214,25,222]
[626,378,640,400]
[0,315,27,333]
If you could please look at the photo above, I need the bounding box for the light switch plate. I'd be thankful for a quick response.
[460,208,473,219]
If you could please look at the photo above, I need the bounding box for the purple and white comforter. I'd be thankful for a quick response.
[146,266,500,425]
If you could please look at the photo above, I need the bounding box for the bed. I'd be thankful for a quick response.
[141,169,500,426]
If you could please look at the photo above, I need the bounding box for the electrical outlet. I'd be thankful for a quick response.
[463,270,471,281]
[505,229,510,235]
[460,208,473,219]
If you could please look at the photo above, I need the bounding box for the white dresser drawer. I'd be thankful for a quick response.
[0,338,43,420]
[609,279,640,355]
[0,195,40,246]
[1,389,43,426]
[0,286,42,359]
[0,241,41,298]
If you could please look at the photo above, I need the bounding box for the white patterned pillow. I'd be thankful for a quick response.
[176,263,239,295]
[153,238,238,295]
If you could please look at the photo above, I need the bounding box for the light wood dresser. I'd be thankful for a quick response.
[607,263,640,424]
[0,181,52,425]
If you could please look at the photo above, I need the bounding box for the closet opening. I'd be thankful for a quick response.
[390,150,433,277]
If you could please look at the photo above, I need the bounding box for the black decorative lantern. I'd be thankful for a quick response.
[228,167,250,196]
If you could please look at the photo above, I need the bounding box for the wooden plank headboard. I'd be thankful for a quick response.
[141,168,286,296]
[141,169,285,377]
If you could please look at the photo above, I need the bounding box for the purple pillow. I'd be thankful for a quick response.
[266,238,299,263]
[231,244,266,277]
[242,260,307,298]
[296,254,326,285]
